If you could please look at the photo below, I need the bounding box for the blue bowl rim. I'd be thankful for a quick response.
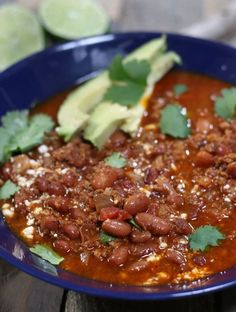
[1,31,236,300]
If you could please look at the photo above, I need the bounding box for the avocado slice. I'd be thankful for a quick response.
[57,72,109,140]
[57,36,168,141]
[121,51,181,136]
[83,102,129,150]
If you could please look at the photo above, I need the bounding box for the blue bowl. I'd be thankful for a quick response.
[0,32,236,300]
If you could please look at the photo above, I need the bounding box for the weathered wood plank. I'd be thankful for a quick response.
[65,292,217,312]
[0,260,64,312]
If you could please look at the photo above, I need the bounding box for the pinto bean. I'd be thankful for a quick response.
[135,213,171,235]
[1,161,12,180]
[92,167,124,190]
[47,182,66,196]
[53,239,70,254]
[227,162,236,179]
[165,249,186,266]
[144,167,159,184]
[63,223,80,239]
[109,245,129,266]
[166,193,183,208]
[12,155,32,175]
[195,151,214,168]
[124,193,150,215]
[173,218,192,235]
[195,118,212,133]
[70,208,87,220]
[40,215,59,233]
[93,193,113,212]
[129,241,158,257]
[127,259,149,272]
[102,219,131,238]
[215,144,230,156]
[130,230,151,243]
[193,255,207,266]
[109,130,128,147]
[61,172,78,187]
[35,176,66,196]
[35,176,48,193]
[46,197,71,213]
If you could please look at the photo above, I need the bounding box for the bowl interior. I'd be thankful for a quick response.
[1,32,236,300]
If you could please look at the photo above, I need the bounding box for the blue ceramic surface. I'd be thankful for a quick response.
[0,32,236,300]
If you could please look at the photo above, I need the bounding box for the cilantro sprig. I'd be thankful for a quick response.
[0,110,54,163]
[103,55,150,107]
[99,230,116,245]
[189,225,225,252]
[159,104,190,138]
[214,87,236,120]
[0,180,19,199]
[173,84,188,96]
[130,218,142,231]
[105,152,127,168]
[30,244,64,265]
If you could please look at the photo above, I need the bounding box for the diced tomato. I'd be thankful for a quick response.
[99,207,131,221]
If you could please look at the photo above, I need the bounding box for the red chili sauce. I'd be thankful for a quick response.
[2,70,236,286]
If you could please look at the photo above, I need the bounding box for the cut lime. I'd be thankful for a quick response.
[39,0,110,40]
[0,4,45,72]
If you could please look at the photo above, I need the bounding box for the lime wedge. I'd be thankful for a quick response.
[39,0,110,40]
[0,4,45,72]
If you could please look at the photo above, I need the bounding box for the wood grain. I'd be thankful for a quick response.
[0,260,63,312]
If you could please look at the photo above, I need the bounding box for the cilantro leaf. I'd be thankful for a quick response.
[214,87,236,120]
[99,231,116,245]
[160,104,190,138]
[108,55,129,81]
[0,111,54,163]
[0,180,19,199]
[0,128,11,163]
[123,59,150,85]
[130,218,142,231]
[30,244,64,265]
[1,110,28,135]
[106,55,150,107]
[173,84,188,96]
[104,82,145,107]
[14,114,54,152]
[189,225,225,252]
[105,152,127,168]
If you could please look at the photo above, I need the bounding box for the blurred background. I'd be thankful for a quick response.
[1,0,236,71]
[1,0,236,42]
[0,0,236,44]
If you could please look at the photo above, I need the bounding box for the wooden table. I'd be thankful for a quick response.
[1,0,236,311]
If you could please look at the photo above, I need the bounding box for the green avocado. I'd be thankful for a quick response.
[57,72,109,141]
[121,51,181,136]
[57,36,169,141]
[83,102,129,150]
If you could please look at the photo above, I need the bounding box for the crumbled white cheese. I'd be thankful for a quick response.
[33,207,43,215]
[159,242,168,249]
[16,176,33,188]
[146,253,161,262]
[2,203,14,217]
[224,197,231,203]
[21,226,34,239]
[139,187,151,197]
[177,181,185,193]
[180,213,188,219]
[38,145,49,154]
[26,214,35,226]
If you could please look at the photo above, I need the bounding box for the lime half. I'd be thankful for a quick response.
[0,4,45,72]
[39,0,110,40]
